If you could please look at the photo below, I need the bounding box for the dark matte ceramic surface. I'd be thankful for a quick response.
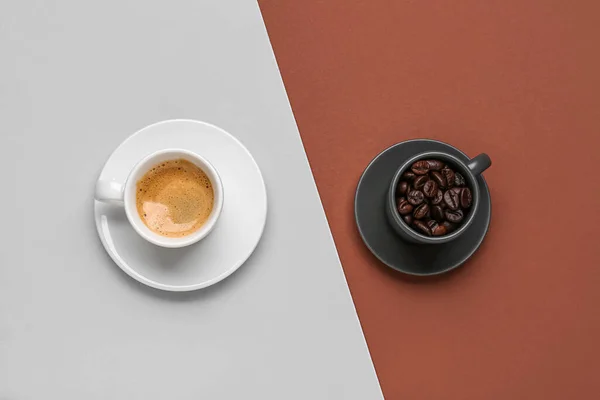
[355,139,492,276]
[386,151,487,244]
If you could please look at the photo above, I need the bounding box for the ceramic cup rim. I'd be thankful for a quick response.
[388,151,480,244]
[123,148,224,248]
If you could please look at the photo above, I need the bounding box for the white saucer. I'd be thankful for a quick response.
[94,120,267,291]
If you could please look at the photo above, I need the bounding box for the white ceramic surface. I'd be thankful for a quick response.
[94,120,267,291]
[95,148,225,248]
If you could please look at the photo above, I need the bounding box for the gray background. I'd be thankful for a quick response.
[0,1,383,398]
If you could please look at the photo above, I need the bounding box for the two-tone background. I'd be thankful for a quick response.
[1,0,599,398]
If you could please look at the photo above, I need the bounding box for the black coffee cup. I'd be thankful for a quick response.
[386,150,491,244]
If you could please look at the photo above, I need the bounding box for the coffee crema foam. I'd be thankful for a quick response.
[136,159,214,238]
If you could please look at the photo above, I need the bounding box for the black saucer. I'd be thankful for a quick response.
[355,139,491,276]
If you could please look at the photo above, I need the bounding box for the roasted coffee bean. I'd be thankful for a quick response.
[431,189,443,205]
[413,220,431,236]
[443,190,460,210]
[394,158,472,238]
[460,187,472,208]
[427,160,444,170]
[445,209,464,223]
[431,205,445,222]
[411,160,430,175]
[413,203,429,219]
[423,180,438,197]
[407,190,425,205]
[430,171,447,188]
[414,175,428,190]
[397,198,414,215]
[397,181,409,196]
[442,221,456,233]
[441,167,455,189]
[402,171,416,181]
[431,223,447,236]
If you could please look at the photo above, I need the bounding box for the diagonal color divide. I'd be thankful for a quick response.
[259,0,600,399]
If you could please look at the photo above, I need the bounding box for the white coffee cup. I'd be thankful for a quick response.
[95,149,224,248]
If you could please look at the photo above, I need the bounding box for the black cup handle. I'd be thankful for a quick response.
[467,153,492,176]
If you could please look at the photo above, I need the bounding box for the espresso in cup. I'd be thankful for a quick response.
[135,159,214,238]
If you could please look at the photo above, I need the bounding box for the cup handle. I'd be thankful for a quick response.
[95,180,125,204]
[467,153,492,176]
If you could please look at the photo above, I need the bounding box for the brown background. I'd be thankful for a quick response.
[258,1,600,398]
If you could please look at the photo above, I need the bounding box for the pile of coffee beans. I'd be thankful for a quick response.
[395,159,472,236]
